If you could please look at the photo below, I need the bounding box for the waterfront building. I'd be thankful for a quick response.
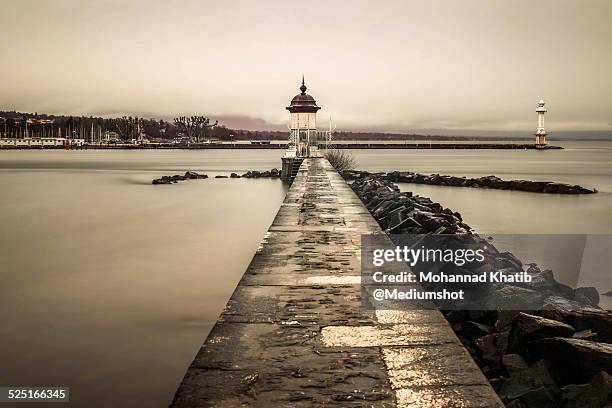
[535,99,548,148]
[0,137,71,147]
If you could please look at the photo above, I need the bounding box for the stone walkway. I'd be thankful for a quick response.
[171,158,503,408]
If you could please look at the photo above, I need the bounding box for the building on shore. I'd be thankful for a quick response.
[0,137,85,147]
[535,99,548,149]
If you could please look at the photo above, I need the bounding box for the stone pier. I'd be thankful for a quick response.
[171,158,503,407]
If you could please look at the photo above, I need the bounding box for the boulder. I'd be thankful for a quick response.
[152,178,171,185]
[540,308,612,342]
[541,296,594,313]
[230,173,240,178]
[560,371,612,408]
[498,359,558,404]
[573,287,600,307]
[502,354,529,373]
[184,171,207,179]
[508,313,575,355]
[483,286,544,310]
[503,386,557,408]
[528,337,612,385]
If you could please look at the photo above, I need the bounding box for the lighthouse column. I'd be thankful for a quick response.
[535,99,548,149]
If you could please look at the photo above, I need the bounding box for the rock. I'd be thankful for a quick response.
[540,308,612,343]
[502,354,529,373]
[572,329,599,341]
[238,168,282,179]
[560,371,612,408]
[153,175,184,184]
[504,386,558,408]
[574,287,600,307]
[153,171,208,184]
[541,296,594,313]
[528,337,612,385]
[152,178,169,185]
[483,286,544,310]
[215,175,228,178]
[508,313,575,355]
[184,171,207,179]
[230,173,241,178]
[498,358,558,404]
[527,359,559,395]
[499,372,549,402]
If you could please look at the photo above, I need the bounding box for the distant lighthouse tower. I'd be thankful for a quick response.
[535,99,548,149]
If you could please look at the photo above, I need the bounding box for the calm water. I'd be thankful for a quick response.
[0,142,611,406]
[0,150,287,407]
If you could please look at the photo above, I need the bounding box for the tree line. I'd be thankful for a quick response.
[0,111,238,142]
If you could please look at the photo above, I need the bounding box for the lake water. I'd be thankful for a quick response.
[0,142,611,406]
[0,150,287,407]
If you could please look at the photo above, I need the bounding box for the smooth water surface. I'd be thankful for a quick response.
[0,150,286,407]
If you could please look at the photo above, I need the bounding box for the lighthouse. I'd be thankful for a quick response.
[286,76,321,157]
[535,99,548,149]
[281,77,323,182]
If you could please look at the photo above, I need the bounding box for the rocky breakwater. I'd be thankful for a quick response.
[152,171,208,184]
[152,168,281,184]
[240,168,280,178]
[344,170,598,194]
[349,174,611,408]
[349,175,471,235]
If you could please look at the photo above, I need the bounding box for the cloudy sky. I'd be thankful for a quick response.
[1,0,611,135]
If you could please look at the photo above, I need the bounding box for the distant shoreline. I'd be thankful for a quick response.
[0,142,563,150]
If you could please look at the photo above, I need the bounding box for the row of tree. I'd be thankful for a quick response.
[0,111,238,142]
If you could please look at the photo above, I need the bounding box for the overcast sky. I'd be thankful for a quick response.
[1,0,611,135]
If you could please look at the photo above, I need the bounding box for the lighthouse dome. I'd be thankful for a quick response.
[286,77,321,113]
[290,93,317,105]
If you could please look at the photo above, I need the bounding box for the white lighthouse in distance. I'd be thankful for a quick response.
[535,99,548,149]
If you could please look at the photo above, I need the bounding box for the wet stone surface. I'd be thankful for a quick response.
[171,158,503,408]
